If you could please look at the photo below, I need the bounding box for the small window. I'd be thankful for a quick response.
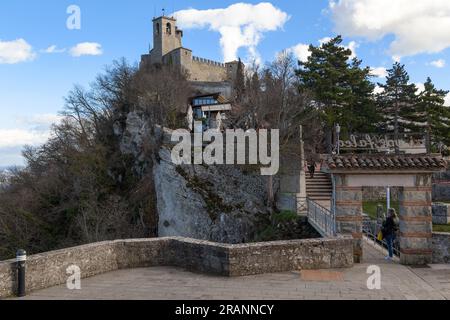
[155,23,160,35]
[166,23,172,35]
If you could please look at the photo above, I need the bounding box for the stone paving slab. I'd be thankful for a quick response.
[14,243,449,300]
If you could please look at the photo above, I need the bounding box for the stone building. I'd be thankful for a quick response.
[140,15,241,91]
[186,93,232,132]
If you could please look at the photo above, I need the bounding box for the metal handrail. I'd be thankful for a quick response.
[306,198,336,237]
[362,218,400,257]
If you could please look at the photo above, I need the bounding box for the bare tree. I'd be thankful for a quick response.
[0,59,193,259]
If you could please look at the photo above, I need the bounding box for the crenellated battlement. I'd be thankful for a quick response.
[192,56,226,68]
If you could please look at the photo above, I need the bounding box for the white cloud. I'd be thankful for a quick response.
[429,59,446,68]
[370,67,388,78]
[69,42,103,57]
[346,41,358,59]
[174,2,290,62]
[16,114,63,131]
[0,129,51,148]
[392,55,402,63]
[43,45,66,54]
[289,38,358,63]
[318,37,358,59]
[445,93,450,106]
[0,39,36,64]
[415,82,425,94]
[319,37,332,46]
[0,114,61,149]
[287,43,311,63]
[373,85,384,95]
[329,0,450,59]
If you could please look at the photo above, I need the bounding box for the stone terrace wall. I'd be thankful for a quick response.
[432,232,450,264]
[0,236,353,298]
[228,238,353,276]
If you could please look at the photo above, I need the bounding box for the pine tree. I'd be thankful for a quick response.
[410,77,450,152]
[376,63,419,151]
[297,36,377,152]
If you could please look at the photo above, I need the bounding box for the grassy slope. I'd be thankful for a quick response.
[362,201,400,220]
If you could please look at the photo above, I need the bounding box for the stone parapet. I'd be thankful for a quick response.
[0,236,353,298]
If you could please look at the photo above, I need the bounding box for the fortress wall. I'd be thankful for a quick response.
[0,236,353,298]
[189,58,228,82]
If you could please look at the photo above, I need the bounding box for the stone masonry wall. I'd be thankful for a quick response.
[433,170,450,202]
[227,238,353,276]
[399,178,434,265]
[432,203,450,225]
[0,236,353,298]
[432,232,450,264]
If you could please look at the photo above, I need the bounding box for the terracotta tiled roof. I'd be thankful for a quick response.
[328,154,447,171]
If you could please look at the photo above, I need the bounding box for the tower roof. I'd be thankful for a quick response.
[152,16,177,22]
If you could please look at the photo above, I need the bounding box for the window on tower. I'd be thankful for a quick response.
[156,23,160,35]
[166,23,172,35]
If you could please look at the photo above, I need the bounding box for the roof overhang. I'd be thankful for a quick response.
[327,154,447,174]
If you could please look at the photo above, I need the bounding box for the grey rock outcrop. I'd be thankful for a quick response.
[115,110,273,243]
[153,147,271,243]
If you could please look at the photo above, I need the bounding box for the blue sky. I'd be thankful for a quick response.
[1,0,450,167]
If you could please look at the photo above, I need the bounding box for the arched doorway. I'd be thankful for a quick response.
[327,154,447,265]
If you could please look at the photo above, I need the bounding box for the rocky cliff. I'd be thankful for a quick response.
[116,110,273,243]
[154,147,271,243]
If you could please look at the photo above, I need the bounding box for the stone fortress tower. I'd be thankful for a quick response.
[140,15,242,96]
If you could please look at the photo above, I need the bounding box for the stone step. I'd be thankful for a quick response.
[306,175,331,180]
[305,172,332,201]
[306,182,332,186]
[307,190,332,194]
[306,179,330,183]
[308,194,332,198]
[307,185,332,188]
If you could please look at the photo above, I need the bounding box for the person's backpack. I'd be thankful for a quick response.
[393,219,399,232]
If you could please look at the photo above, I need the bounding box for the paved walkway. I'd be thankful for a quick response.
[19,241,450,300]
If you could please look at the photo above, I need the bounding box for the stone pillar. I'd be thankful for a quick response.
[399,174,433,265]
[334,174,363,263]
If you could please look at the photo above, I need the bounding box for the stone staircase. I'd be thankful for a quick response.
[306,171,332,209]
